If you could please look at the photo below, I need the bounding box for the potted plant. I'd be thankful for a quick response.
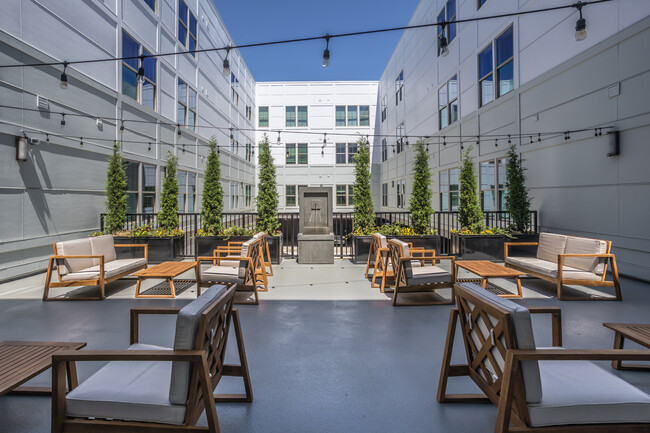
[255,134,282,263]
[115,152,184,263]
[504,144,538,256]
[350,137,375,264]
[195,137,227,257]
[450,147,507,261]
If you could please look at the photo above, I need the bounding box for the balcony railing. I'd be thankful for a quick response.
[100,210,538,258]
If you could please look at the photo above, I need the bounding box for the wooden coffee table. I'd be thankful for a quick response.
[133,261,198,298]
[455,260,524,298]
[0,340,86,396]
[603,323,650,370]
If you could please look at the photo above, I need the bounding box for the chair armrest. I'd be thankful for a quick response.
[528,307,562,346]
[227,241,245,247]
[216,256,252,266]
[509,349,650,362]
[504,242,538,260]
[51,254,103,259]
[52,349,205,363]
[197,256,220,263]
[114,243,148,263]
[559,253,615,258]
[130,307,181,344]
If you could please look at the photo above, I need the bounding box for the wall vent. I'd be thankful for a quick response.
[36,95,49,111]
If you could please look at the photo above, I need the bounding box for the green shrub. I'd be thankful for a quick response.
[200,137,224,234]
[104,142,127,234]
[256,134,280,234]
[458,147,484,230]
[353,137,374,232]
[505,144,532,233]
[158,152,179,231]
[409,139,434,234]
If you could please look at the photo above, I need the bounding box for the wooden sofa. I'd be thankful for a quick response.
[504,232,621,301]
[437,282,650,432]
[44,235,148,301]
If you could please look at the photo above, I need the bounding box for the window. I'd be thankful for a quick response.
[335,143,358,164]
[144,0,156,12]
[478,0,488,9]
[359,105,370,126]
[286,106,296,127]
[382,183,388,206]
[230,73,239,105]
[122,32,156,110]
[478,44,494,107]
[245,142,253,162]
[438,0,457,56]
[438,74,458,129]
[395,71,404,105]
[396,180,406,208]
[177,171,196,212]
[480,160,496,211]
[439,168,459,211]
[297,106,308,127]
[143,164,156,213]
[178,1,197,56]
[245,105,252,121]
[258,106,269,127]
[347,106,358,126]
[285,106,307,127]
[381,96,387,122]
[286,143,307,164]
[230,182,240,209]
[335,106,346,126]
[125,161,139,213]
[336,185,354,206]
[286,185,297,207]
[245,184,253,207]
[348,185,354,206]
[496,26,514,98]
[498,157,508,210]
[396,122,405,154]
[177,78,196,130]
[479,26,514,107]
[381,138,388,162]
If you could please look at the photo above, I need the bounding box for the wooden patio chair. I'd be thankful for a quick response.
[386,239,456,306]
[214,233,270,292]
[437,282,650,433]
[197,237,261,305]
[51,284,253,433]
[219,232,273,277]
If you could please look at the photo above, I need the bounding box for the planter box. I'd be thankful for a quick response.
[351,234,441,264]
[196,235,283,264]
[451,233,505,261]
[114,236,184,264]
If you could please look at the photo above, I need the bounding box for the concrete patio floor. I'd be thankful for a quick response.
[0,259,648,432]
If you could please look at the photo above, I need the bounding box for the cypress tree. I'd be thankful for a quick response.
[353,136,374,231]
[409,139,433,234]
[200,137,224,234]
[104,142,127,234]
[505,144,532,233]
[458,147,484,230]
[158,151,179,231]
[256,134,280,234]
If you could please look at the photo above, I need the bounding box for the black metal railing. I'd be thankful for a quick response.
[100,210,538,258]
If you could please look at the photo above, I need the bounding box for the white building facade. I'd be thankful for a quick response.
[0,0,257,280]
[375,0,650,280]
[255,82,378,212]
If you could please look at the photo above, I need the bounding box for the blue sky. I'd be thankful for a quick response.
[212,0,421,81]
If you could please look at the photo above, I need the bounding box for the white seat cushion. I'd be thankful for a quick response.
[528,360,650,426]
[61,258,147,281]
[409,266,451,284]
[564,236,608,275]
[536,233,567,263]
[90,235,117,265]
[66,343,186,425]
[456,283,542,404]
[202,265,242,284]
[56,238,94,275]
[238,239,256,279]
[506,257,601,281]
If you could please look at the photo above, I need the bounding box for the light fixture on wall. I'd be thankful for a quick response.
[322,34,331,67]
[60,61,69,89]
[223,46,231,76]
[439,25,449,57]
[606,130,619,157]
[137,56,145,83]
[574,1,587,41]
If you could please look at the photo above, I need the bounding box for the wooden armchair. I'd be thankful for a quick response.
[214,233,270,292]
[51,284,252,433]
[437,282,650,432]
[197,238,262,305]
[386,239,456,306]
[218,232,273,277]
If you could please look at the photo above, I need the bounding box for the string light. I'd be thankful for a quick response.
[120,120,125,133]
[60,61,69,89]
[137,55,145,83]
[405,137,409,146]
[177,124,181,137]
[230,128,234,142]
[476,136,480,145]
[538,133,541,142]
[574,1,587,41]
[80,137,83,146]
[322,34,331,68]
[529,135,533,144]
[148,142,151,151]
[495,138,498,147]
[277,131,281,144]
[323,133,327,145]
[46,134,49,142]
[439,24,449,57]
[508,135,511,144]
[443,136,446,146]
[223,46,231,76]
[60,113,65,126]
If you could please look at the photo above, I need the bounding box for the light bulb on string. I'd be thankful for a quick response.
[439,24,449,57]
[322,34,331,68]
[277,131,281,145]
[60,113,66,126]
[574,2,587,41]
[60,61,69,89]
[223,46,231,76]
[137,56,146,83]
[120,120,125,134]
[177,124,182,137]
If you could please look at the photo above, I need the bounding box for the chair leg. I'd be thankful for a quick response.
[556,281,563,301]
[611,257,622,301]
[43,261,54,301]
[215,309,253,402]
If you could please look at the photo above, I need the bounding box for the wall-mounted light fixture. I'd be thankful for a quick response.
[606,130,619,157]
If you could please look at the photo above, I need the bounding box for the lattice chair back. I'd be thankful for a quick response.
[387,239,412,285]
[242,238,261,285]
[454,283,542,408]
[181,284,237,425]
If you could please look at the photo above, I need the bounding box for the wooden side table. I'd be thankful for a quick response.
[0,341,86,396]
[455,260,524,298]
[603,323,650,370]
[132,261,198,298]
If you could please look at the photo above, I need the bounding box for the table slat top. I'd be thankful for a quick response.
[133,261,197,278]
[603,323,650,346]
[0,341,86,395]
[455,260,524,278]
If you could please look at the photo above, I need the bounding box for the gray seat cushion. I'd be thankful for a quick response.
[536,233,567,263]
[56,238,94,275]
[170,285,227,405]
[564,236,608,275]
[90,235,117,265]
[238,239,256,279]
[528,360,650,426]
[456,283,542,404]
[61,258,147,281]
[506,257,601,281]
[408,266,451,284]
[66,343,186,425]
[202,265,242,284]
